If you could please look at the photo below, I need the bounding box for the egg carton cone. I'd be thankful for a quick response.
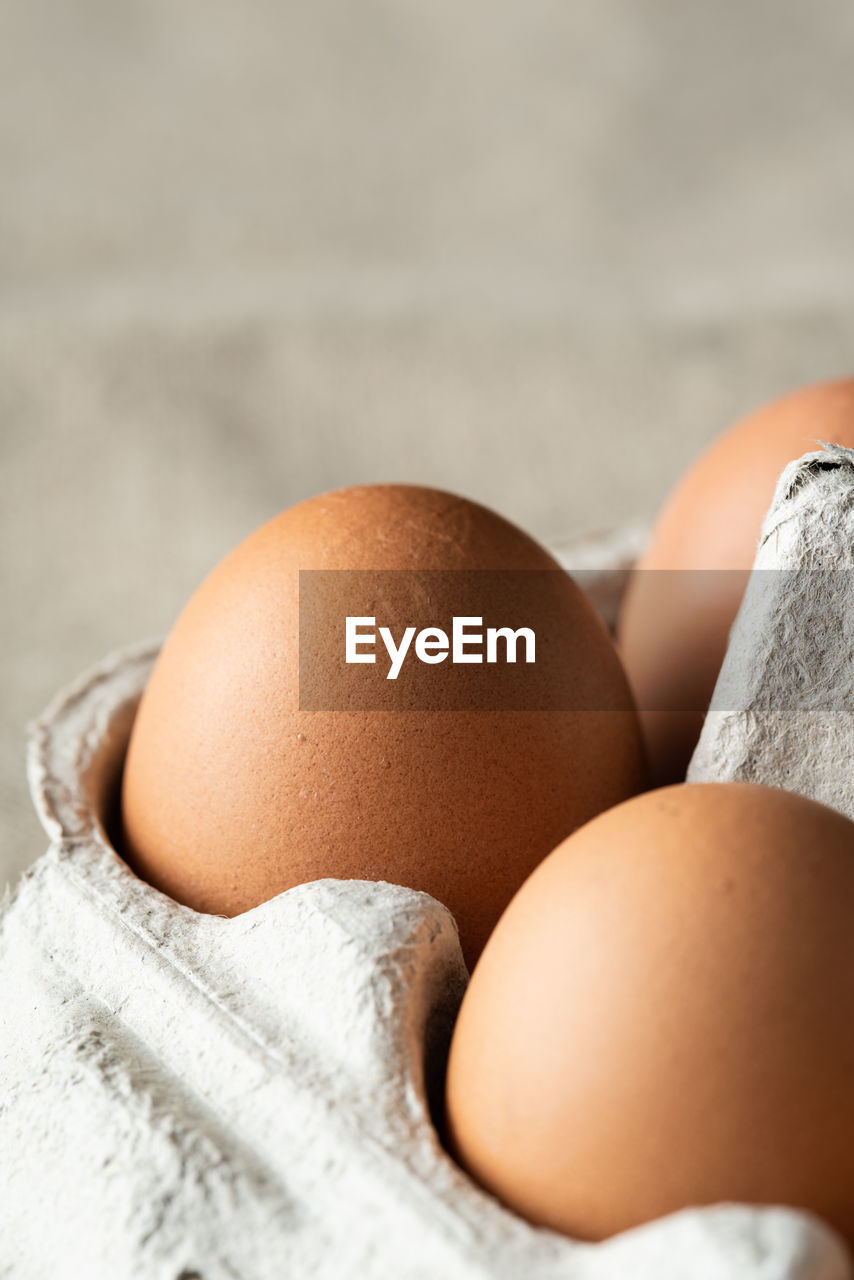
[688,443,854,815]
[1,539,847,1280]
[549,519,649,634]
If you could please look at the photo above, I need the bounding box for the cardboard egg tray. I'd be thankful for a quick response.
[2,499,849,1279]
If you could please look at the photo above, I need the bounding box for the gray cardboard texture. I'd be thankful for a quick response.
[690,444,854,816]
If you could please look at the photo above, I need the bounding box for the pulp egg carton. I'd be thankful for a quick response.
[4,479,851,1280]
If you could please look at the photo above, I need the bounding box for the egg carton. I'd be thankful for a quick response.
[688,443,854,820]
[2,524,848,1280]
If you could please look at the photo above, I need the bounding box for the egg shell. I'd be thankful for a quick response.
[618,378,854,785]
[121,484,645,965]
[445,781,854,1246]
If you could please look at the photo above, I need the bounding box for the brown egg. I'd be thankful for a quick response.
[618,378,854,785]
[445,782,854,1245]
[121,484,645,964]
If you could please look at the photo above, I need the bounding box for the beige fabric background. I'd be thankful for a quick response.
[4,0,854,886]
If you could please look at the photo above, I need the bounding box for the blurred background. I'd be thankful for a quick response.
[4,0,854,886]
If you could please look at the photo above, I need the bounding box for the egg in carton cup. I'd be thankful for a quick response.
[3,482,851,1278]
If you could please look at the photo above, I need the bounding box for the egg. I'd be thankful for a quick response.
[445,781,854,1245]
[618,378,854,785]
[121,484,645,964]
